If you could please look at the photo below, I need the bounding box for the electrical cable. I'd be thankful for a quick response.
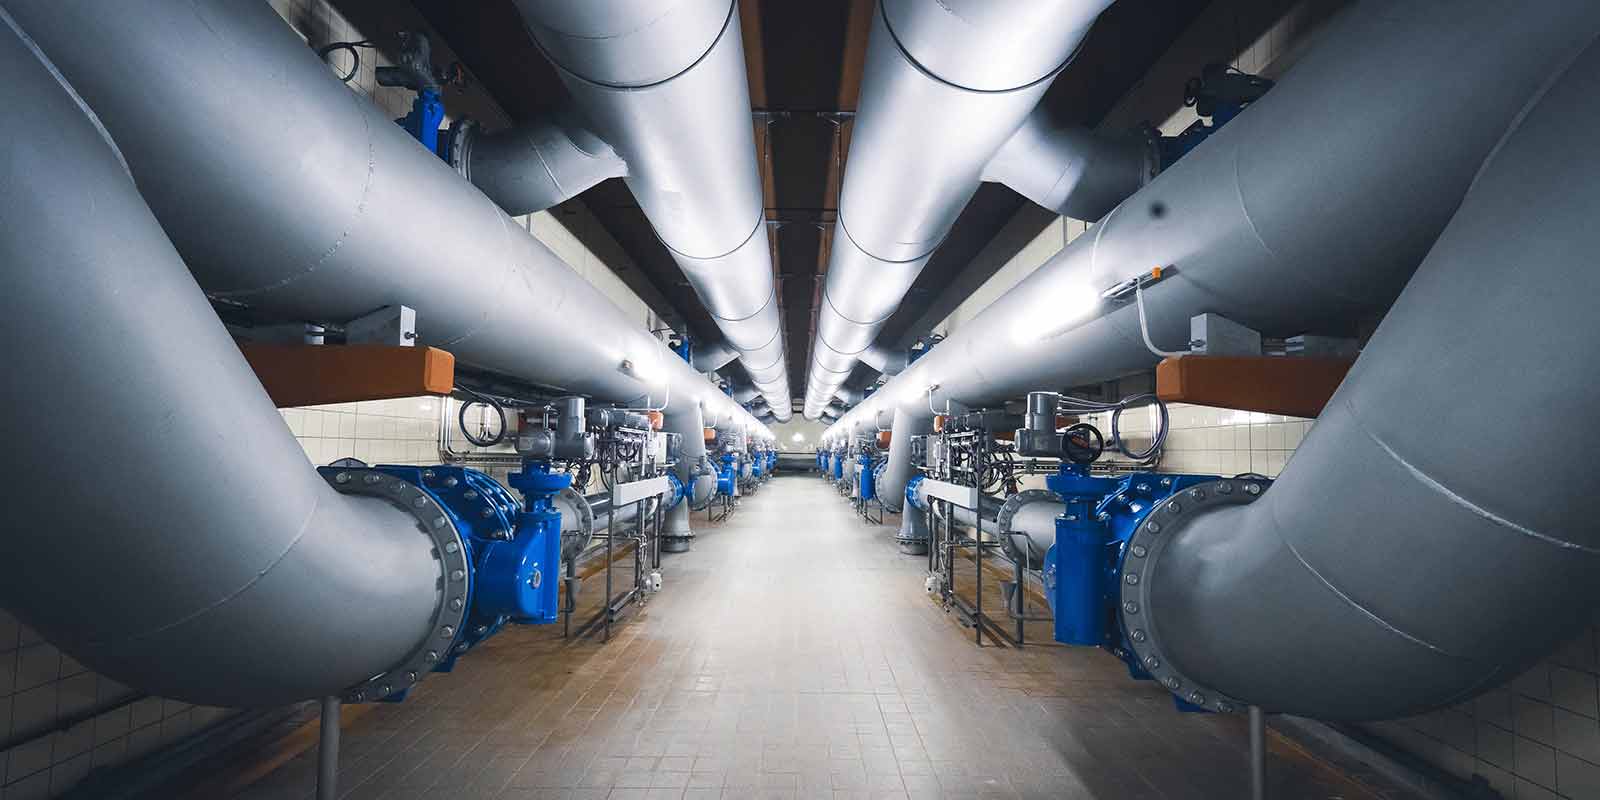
[456,388,506,448]
[1135,282,1190,359]
[316,40,374,84]
[1054,393,1170,463]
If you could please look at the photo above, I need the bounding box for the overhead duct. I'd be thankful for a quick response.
[1136,35,1600,719]
[824,0,1600,440]
[858,343,908,377]
[456,0,792,420]
[450,109,626,216]
[1,0,771,442]
[0,11,442,707]
[691,339,740,373]
[801,0,1151,418]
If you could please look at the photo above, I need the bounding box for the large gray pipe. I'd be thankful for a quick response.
[450,109,626,216]
[664,402,718,514]
[2,0,770,442]
[876,408,932,513]
[0,11,440,707]
[470,0,792,419]
[801,0,1148,417]
[1142,36,1600,719]
[823,0,1600,440]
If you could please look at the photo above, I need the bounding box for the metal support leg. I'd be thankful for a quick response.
[604,498,614,643]
[1014,553,1025,647]
[317,696,340,800]
[634,500,645,599]
[563,555,576,638]
[652,497,662,570]
[1250,705,1267,800]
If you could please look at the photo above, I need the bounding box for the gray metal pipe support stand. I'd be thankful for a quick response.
[1250,705,1266,800]
[318,696,340,800]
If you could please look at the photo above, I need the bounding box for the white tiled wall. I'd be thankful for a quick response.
[1365,631,1600,799]
[0,610,235,800]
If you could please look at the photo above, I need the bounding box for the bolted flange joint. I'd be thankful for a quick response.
[319,466,471,704]
[1117,478,1269,714]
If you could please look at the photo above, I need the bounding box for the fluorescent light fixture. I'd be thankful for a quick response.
[1010,282,1100,345]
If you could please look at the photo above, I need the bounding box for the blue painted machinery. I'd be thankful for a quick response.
[856,451,875,502]
[1156,63,1273,169]
[378,30,464,161]
[317,457,567,699]
[1038,462,1271,711]
[716,452,738,498]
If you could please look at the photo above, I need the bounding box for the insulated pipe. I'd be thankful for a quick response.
[451,111,626,215]
[2,0,772,445]
[691,339,740,373]
[0,12,440,707]
[664,402,717,512]
[877,408,932,513]
[858,344,908,377]
[822,0,1600,439]
[982,107,1154,221]
[509,0,792,419]
[801,0,1126,417]
[1146,38,1600,719]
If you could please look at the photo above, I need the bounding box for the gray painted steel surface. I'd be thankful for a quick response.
[802,0,1143,417]
[0,10,441,707]
[2,0,770,441]
[1151,35,1600,718]
[509,0,792,417]
[824,0,1600,440]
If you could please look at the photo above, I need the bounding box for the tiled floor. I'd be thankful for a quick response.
[221,476,1391,800]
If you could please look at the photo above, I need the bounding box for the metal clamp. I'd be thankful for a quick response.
[1118,478,1266,713]
[321,467,470,703]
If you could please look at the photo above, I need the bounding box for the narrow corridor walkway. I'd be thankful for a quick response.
[228,475,1390,800]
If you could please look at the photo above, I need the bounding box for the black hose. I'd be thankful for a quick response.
[315,40,374,84]
[457,389,507,448]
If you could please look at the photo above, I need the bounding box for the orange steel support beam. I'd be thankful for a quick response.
[239,344,455,408]
[1156,355,1355,419]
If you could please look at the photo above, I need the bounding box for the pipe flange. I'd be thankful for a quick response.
[446,117,477,179]
[557,485,594,563]
[995,488,1060,565]
[321,467,470,704]
[1118,478,1267,714]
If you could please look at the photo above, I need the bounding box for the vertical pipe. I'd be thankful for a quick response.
[317,697,340,800]
[1250,706,1267,800]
